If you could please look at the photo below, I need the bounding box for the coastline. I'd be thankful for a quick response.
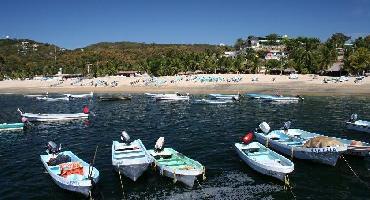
[0,74,369,96]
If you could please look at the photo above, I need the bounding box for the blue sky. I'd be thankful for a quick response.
[1,0,369,49]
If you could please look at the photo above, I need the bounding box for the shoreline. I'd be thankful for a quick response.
[0,74,369,96]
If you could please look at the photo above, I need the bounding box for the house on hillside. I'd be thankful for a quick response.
[265,50,287,60]
[246,35,288,51]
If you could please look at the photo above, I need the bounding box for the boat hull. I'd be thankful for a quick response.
[40,151,99,196]
[234,142,294,181]
[255,132,345,166]
[112,139,153,181]
[346,122,370,133]
[156,165,198,187]
[0,123,24,131]
[113,163,150,181]
[22,113,88,122]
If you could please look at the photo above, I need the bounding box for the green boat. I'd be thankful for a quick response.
[148,147,205,187]
[0,123,24,131]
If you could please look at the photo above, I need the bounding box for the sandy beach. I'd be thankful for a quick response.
[0,74,369,96]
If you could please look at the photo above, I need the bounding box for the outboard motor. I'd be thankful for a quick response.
[259,122,271,134]
[46,141,61,155]
[350,114,358,122]
[121,131,131,145]
[155,137,165,152]
[282,121,291,134]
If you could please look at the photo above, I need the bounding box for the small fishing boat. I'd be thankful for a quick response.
[112,131,153,181]
[145,93,163,97]
[235,140,294,181]
[194,99,233,104]
[209,94,241,101]
[17,107,89,122]
[283,128,370,157]
[0,123,24,131]
[246,93,303,102]
[40,141,99,196]
[99,96,131,101]
[154,93,190,101]
[65,92,93,99]
[148,137,205,187]
[36,96,70,101]
[254,122,347,166]
[24,92,48,98]
[346,114,370,133]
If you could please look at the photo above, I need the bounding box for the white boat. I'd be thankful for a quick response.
[194,99,234,104]
[246,93,303,102]
[40,142,99,196]
[147,137,205,187]
[17,108,89,122]
[234,142,294,181]
[112,132,153,181]
[64,92,93,99]
[209,94,241,101]
[254,122,347,166]
[24,92,48,98]
[346,114,370,133]
[36,97,70,101]
[154,93,190,101]
[145,93,163,97]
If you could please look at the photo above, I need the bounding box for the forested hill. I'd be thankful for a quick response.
[0,39,229,79]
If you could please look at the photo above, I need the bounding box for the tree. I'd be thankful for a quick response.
[266,33,279,45]
[327,33,351,48]
[234,38,245,50]
[347,47,370,74]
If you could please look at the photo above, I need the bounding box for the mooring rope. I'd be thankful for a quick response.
[341,155,370,188]
[284,175,296,199]
[266,137,269,147]
[173,170,177,183]
[195,177,210,198]
[117,164,125,196]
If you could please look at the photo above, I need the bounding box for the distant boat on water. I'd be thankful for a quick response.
[346,114,370,133]
[17,107,90,122]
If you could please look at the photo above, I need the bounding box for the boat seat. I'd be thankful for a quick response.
[248,151,270,156]
[164,162,187,167]
[114,154,146,160]
[114,144,140,151]
[49,166,61,174]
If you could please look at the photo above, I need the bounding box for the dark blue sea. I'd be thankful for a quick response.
[0,94,369,200]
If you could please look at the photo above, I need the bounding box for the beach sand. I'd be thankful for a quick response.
[0,74,369,96]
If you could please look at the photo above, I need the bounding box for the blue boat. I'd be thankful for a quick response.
[0,123,24,131]
[40,142,99,196]
[254,122,347,166]
[280,128,370,157]
[246,93,303,102]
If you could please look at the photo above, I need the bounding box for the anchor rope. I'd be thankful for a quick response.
[173,170,177,183]
[284,175,296,199]
[117,164,125,197]
[266,137,269,147]
[196,177,210,198]
[341,155,370,188]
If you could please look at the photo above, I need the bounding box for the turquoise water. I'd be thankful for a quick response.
[0,94,369,199]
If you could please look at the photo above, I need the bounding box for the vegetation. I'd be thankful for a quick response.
[0,33,370,80]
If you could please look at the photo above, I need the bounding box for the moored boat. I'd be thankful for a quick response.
[0,123,24,131]
[209,94,241,101]
[346,114,370,133]
[254,122,347,166]
[154,93,190,101]
[194,99,234,104]
[64,92,93,99]
[246,93,303,102]
[17,107,89,122]
[148,137,205,187]
[99,96,131,101]
[40,141,99,196]
[36,96,70,101]
[112,131,153,181]
[234,140,294,181]
[282,128,370,157]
